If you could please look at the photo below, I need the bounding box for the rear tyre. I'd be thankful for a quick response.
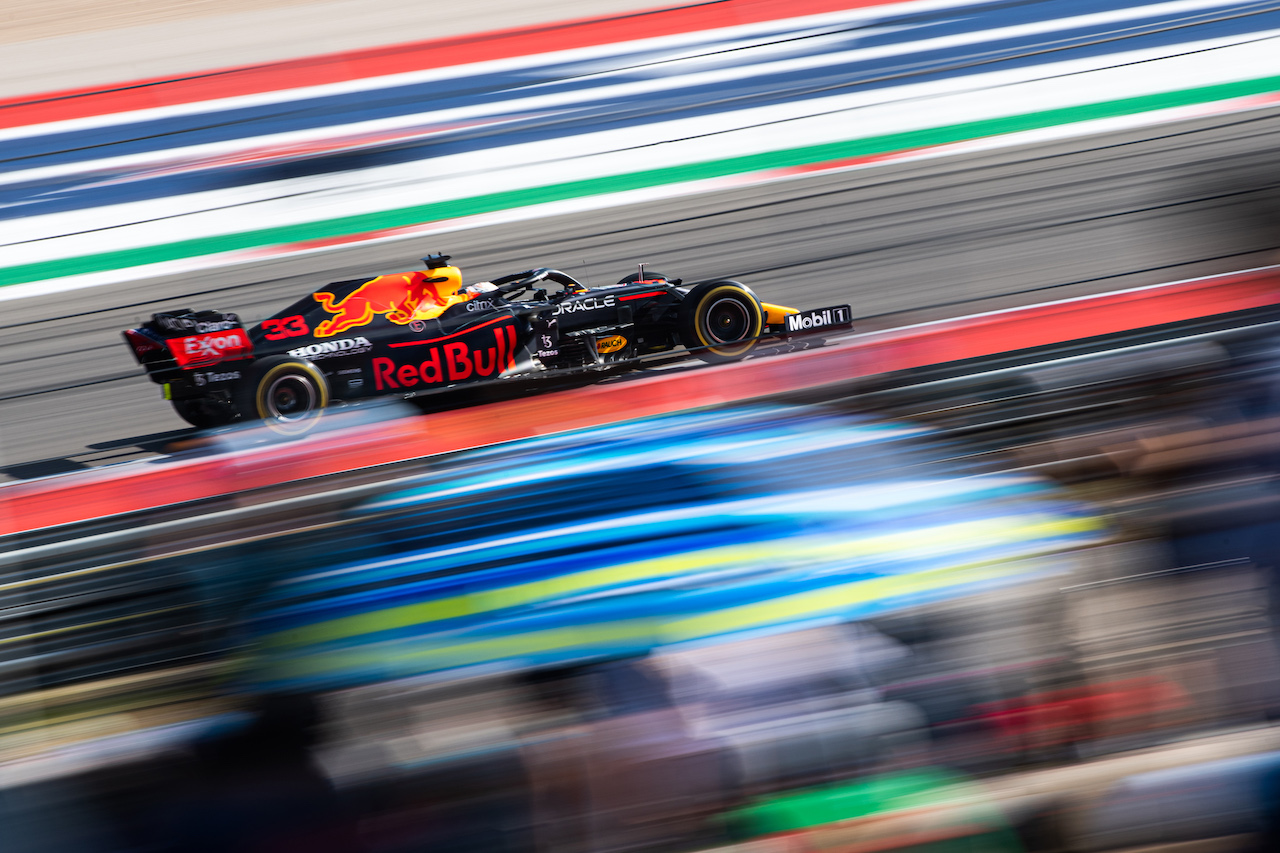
[237,357,329,435]
[172,398,239,429]
[677,280,764,363]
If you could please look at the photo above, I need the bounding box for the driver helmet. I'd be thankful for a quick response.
[464,281,498,294]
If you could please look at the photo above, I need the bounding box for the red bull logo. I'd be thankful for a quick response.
[313,270,455,338]
[375,324,517,390]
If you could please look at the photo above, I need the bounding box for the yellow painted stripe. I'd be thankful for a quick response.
[269,542,772,650]
[268,513,1101,650]
[660,555,1057,643]
[271,621,652,681]
[269,551,1027,681]
[267,536,1101,683]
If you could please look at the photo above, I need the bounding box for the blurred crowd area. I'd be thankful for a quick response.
[6,322,1280,852]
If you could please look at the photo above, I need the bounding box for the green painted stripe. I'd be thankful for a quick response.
[4,74,1279,288]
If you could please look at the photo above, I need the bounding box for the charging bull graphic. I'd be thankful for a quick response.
[313,271,454,338]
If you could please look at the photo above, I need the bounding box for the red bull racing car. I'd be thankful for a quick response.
[123,254,852,433]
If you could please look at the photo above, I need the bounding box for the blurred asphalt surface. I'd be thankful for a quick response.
[4,104,1280,481]
[3,0,1280,483]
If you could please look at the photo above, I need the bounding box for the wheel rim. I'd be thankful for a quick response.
[265,373,319,421]
[702,297,751,345]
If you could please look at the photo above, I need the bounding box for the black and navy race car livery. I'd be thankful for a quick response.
[123,254,852,433]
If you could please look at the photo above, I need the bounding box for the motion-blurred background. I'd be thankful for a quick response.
[6,1,1280,851]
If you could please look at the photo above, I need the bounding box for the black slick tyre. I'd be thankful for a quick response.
[237,356,329,435]
[172,398,238,429]
[677,280,765,363]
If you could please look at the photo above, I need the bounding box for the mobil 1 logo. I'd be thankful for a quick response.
[785,304,853,334]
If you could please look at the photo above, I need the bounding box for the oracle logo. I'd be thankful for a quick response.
[553,295,615,315]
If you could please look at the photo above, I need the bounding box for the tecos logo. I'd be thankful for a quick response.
[193,369,242,386]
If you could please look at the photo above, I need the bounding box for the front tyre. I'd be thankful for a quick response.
[237,356,329,435]
[677,280,765,363]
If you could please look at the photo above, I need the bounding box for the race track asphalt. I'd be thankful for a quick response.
[3,104,1280,481]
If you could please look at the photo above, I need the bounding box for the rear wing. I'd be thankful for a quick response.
[123,310,254,377]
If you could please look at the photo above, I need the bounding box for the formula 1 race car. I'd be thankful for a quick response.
[123,254,852,433]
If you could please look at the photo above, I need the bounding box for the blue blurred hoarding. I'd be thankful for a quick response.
[242,405,1106,693]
